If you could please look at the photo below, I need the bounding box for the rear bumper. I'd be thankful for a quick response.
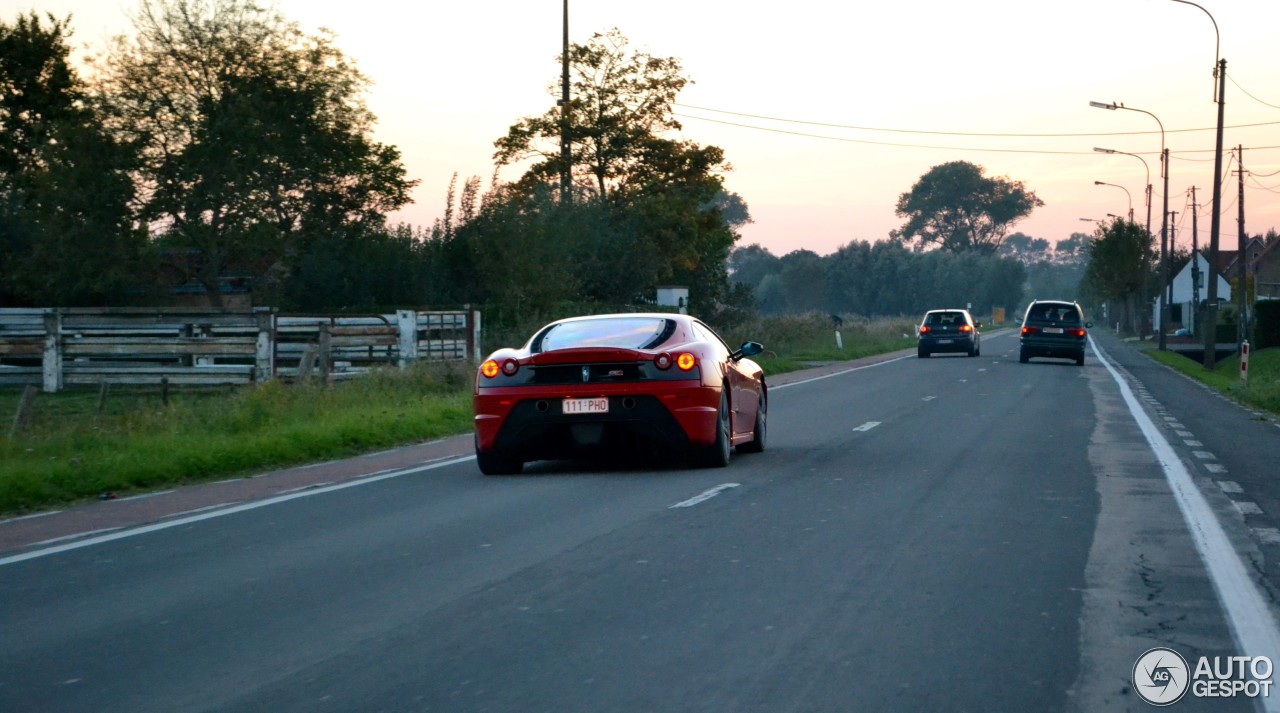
[919,335,976,353]
[1020,336,1085,358]
[474,382,721,458]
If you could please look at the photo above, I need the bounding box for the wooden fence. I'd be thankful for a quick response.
[0,307,481,392]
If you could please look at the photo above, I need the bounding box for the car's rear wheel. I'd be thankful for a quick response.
[738,392,767,454]
[1019,348,1030,364]
[695,392,731,468]
[475,434,522,475]
[918,347,929,358]
[1076,351,1085,366]
[968,343,978,357]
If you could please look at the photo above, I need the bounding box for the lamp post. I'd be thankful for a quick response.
[1095,147,1153,337]
[1094,181,1133,223]
[1169,0,1227,368]
[1090,101,1170,349]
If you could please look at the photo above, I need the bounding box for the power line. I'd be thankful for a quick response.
[676,112,1280,158]
[675,102,1280,138]
[1229,75,1280,111]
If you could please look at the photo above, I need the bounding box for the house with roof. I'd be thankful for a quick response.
[1154,251,1231,335]
[1255,239,1280,301]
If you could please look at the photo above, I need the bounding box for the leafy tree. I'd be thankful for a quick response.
[892,161,1043,254]
[485,28,740,314]
[1082,218,1150,331]
[93,0,416,306]
[0,12,147,305]
[494,28,688,202]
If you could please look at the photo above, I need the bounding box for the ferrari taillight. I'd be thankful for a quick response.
[480,359,500,378]
[676,353,696,371]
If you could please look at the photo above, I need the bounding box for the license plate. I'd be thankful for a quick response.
[1045,327,1064,334]
[937,339,953,344]
[563,397,608,415]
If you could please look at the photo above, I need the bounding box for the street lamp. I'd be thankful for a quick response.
[1094,181,1133,223]
[1095,147,1153,337]
[1169,0,1229,367]
[1090,100,1171,349]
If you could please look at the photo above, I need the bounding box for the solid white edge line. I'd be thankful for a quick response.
[1091,335,1280,699]
[0,455,477,567]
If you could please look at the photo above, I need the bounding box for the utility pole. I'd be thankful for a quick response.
[1191,187,1200,320]
[1204,58,1227,370]
[559,0,571,205]
[1169,210,1179,329]
[1160,147,1171,350]
[1236,145,1247,346]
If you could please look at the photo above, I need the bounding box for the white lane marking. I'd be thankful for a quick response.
[113,490,175,503]
[1092,336,1280,690]
[670,483,740,509]
[772,355,913,390]
[1184,440,1204,447]
[276,482,334,495]
[1194,451,1217,460]
[1218,481,1244,494]
[166,502,242,519]
[1205,463,1228,474]
[0,510,63,525]
[852,421,881,432]
[922,396,936,402]
[1236,502,1264,516]
[1175,430,1194,437]
[1256,528,1280,546]
[31,527,124,547]
[0,455,478,567]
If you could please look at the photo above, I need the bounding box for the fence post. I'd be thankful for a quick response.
[42,310,62,393]
[254,307,274,383]
[318,323,332,382]
[470,308,482,363]
[397,310,418,369]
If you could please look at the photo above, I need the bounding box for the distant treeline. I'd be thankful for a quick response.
[730,232,1088,317]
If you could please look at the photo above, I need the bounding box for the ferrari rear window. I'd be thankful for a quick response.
[534,317,675,353]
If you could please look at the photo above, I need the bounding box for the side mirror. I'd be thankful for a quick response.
[732,341,764,360]
[1085,322,1094,329]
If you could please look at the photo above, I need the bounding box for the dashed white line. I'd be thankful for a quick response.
[772,355,913,391]
[1235,502,1264,516]
[1175,430,1193,438]
[0,510,63,525]
[1184,440,1204,447]
[1092,336,1280,686]
[1205,463,1228,474]
[1218,481,1244,494]
[670,483,740,509]
[1193,451,1217,460]
[852,421,881,432]
[1255,528,1280,546]
[113,490,175,503]
[922,396,936,401]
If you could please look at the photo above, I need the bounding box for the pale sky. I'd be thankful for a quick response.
[7,0,1280,256]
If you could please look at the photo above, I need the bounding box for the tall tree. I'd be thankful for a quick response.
[892,161,1043,254]
[1082,218,1149,331]
[494,28,688,203]
[93,0,416,305]
[0,12,145,305]
[487,29,740,313]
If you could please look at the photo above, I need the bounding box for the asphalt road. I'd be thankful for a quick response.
[2,329,1277,712]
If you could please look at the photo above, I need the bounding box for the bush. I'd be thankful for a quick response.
[1256,300,1280,349]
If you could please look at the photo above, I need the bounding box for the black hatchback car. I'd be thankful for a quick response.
[917,309,981,358]
[1019,300,1091,365]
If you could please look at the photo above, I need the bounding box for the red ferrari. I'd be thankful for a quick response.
[473,313,767,475]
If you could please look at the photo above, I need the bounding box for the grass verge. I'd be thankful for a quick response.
[1141,346,1280,416]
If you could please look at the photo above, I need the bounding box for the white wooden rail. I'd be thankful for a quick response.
[0,307,481,392]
